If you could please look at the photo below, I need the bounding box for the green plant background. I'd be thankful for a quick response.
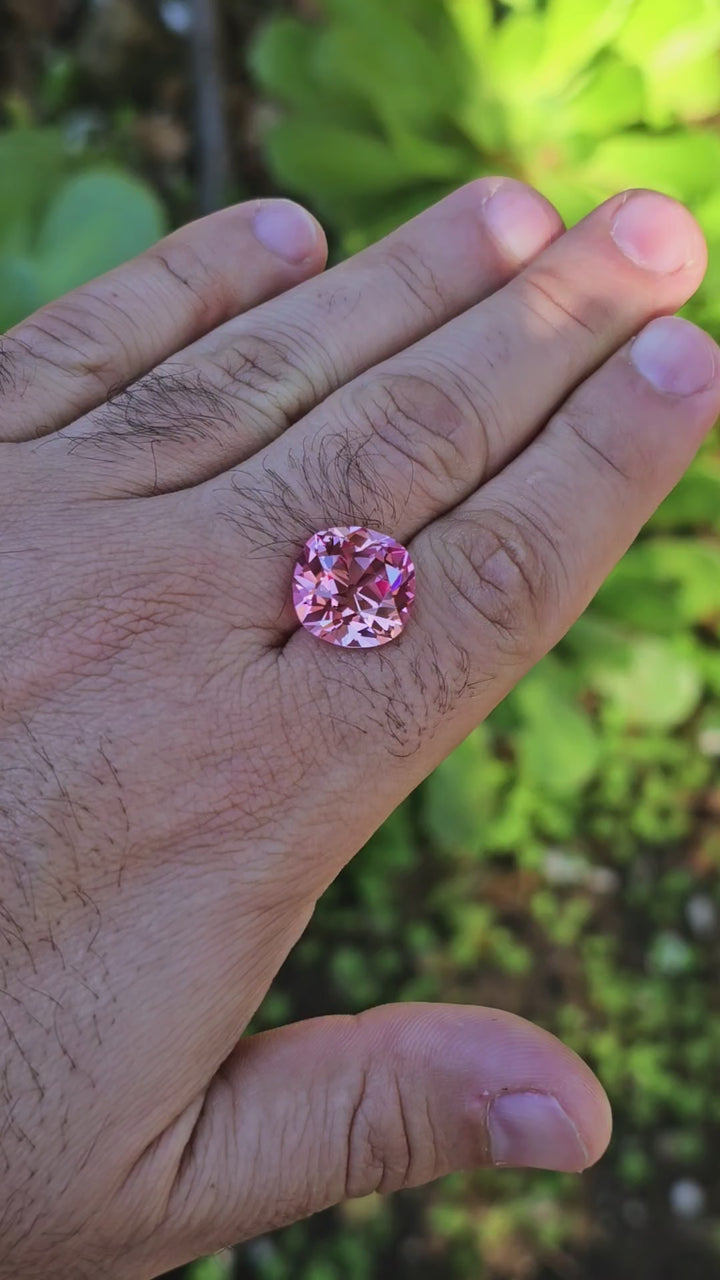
[3,1,720,1276]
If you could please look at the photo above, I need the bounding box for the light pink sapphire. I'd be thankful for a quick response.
[292,526,416,648]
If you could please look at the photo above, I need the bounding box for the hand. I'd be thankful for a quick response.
[1,180,718,1279]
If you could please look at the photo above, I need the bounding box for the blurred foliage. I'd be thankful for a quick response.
[0,127,166,328]
[252,0,720,326]
[3,0,720,1277]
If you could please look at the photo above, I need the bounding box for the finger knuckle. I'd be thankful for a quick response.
[215,326,302,399]
[346,365,489,508]
[559,402,634,483]
[148,241,217,323]
[517,264,611,344]
[213,316,340,420]
[16,295,131,393]
[345,1062,432,1198]
[440,507,557,661]
[383,239,451,323]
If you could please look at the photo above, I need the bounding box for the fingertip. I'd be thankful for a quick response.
[630,315,720,400]
[379,1003,612,1175]
[252,198,328,268]
[474,1015,612,1172]
[478,176,564,265]
[561,1063,613,1170]
[609,188,708,280]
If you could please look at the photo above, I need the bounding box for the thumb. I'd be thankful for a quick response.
[155,1002,611,1267]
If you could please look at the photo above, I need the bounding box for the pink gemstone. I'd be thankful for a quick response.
[292,526,416,648]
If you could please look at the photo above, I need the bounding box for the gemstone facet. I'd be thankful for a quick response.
[292,526,416,648]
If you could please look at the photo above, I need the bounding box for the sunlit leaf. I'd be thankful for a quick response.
[483,12,546,97]
[593,637,703,728]
[649,455,720,533]
[560,57,645,137]
[314,10,461,135]
[595,537,720,633]
[537,0,633,88]
[424,727,505,855]
[642,51,720,127]
[264,119,468,218]
[513,661,601,795]
[616,0,720,70]
[35,170,166,303]
[578,130,720,203]
[446,0,494,69]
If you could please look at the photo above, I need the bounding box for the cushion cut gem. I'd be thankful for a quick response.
[292,526,416,648]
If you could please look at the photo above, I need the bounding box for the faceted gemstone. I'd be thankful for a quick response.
[292,526,416,648]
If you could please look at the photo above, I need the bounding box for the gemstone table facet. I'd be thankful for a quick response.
[292,526,416,648]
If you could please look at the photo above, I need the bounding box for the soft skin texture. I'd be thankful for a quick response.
[0,180,718,1277]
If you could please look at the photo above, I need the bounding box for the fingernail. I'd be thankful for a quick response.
[631,316,718,396]
[483,181,559,264]
[252,200,320,264]
[489,1091,588,1172]
[611,192,699,274]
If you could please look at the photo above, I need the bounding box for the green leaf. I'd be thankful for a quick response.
[651,539,720,622]
[263,120,468,219]
[562,611,635,668]
[314,10,460,135]
[595,567,686,634]
[446,0,494,69]
[691,236,720,333]
[528,174,599,228]
[252,16,392,130]
[560,56,645,137]
[593,636,703,728]
[695,189,720,261]
[186,1254,233,1280]
[0,255,41,330]
[647,930,696,976]
[0,128,66,249]
[537,0,634,89]
[484,12,546,98]
[34,170,166,302]
[616,0,720,71]
[0,129,166,327]
[597,537,720,630]
[513,663,601,795]
[251,17,322,108]
[424,727,505,855]
[578,130,720,203]
[642,50,720,128]
[649,454,720,531]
